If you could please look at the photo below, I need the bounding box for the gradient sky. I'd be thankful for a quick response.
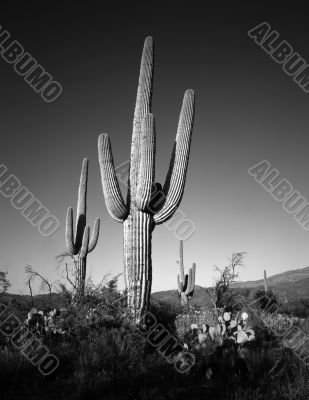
[1,3,309,295]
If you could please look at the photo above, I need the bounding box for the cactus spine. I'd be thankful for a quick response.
[264,269,268,292]
[177,240,196,305]
[98,37,195,322]
[66,158,100,301]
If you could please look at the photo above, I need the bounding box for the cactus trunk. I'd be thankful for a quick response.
[124,211,154,321]
[75,256,86,299]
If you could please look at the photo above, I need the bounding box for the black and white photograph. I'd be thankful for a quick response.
[1,2,309,399]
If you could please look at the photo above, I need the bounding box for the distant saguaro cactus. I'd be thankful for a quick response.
[177,240,196,305]
[66,159,100,301]
[98,37,195,322]
[264,269,268,292]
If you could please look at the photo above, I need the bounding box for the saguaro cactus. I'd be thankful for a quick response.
[177,240,196,305]
[264,269,268,292]
[98,37,195,322]
[66,158,100,300]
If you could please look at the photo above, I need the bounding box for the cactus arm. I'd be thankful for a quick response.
[178,241,196,301]
[184,268,193,295]
[189,263,196,295]
[130,37,154,204]
[154,89,195,224]
[66,207,77,255]
[98,134,127,222]
[80,226,90,259]
[183,274,188,292]
[192,263,196,288]
[136,114,156,211]
[88,218,100,252]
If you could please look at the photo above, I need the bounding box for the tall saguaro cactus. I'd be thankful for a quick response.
[177,240,196,305]
[264,269,268,292]
[66,158,100,301]
[98,37,195,322]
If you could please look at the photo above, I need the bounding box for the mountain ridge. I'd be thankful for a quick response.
[152,266,309,305]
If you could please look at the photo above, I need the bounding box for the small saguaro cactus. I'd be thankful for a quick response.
[66,158,100,301]
[177,240,196,305]
[264,269,268,292]
[98,37,195,323]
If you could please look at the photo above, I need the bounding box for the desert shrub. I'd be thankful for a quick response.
[74,326,147,385]
[149,299,181,333]
[2,275,309,400]
[253,289,278,310]
[281,298,309,318]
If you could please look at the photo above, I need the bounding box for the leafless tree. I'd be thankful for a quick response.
[56,252,78,293]
[24,265,56,298]
[25,275,34,307]
[56,252,123,305]
[205,252,246,309]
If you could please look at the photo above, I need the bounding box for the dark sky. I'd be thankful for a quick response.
[1,2,309,294]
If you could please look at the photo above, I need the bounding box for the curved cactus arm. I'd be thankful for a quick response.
[98,134,127,222]
[183,273,188,292]
[184,268,193,295]
[153,89,195,224]
[66,207,77,255]
[184,263,196,296]
[80,226,90,259]
[130,36,154,203]
[136,114,156,211]
[88,218,100,252]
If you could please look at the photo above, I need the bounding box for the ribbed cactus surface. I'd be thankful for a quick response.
[177,240,196,305]
[98,37,195,322]
[66,159,100,300]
